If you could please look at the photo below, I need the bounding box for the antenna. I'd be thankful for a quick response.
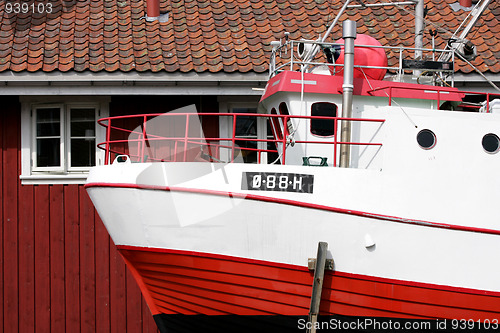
[302,0,419,65]
[438,0,492,62]
[301,0,353,64]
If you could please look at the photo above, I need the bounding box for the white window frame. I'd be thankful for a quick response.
[31,104,65,173]
[217,96,267,163]
[20,96,110,185]
[66,105,100,172]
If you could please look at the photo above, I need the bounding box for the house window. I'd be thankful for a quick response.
[233,107,260,163]
[21,97,109,184]
[218,98,277,164]
[69,108,96,168]
[232,107,278,164]
[34,107,62,168]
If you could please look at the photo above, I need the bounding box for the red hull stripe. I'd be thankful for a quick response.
[86,182,500,236]
[118,246,500,320]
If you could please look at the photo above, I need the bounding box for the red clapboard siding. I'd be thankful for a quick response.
[19,179,34,333]
[95,211,111,333]
[2,99,20,333]
[35,185,51,330]
[1,100,158,333]
[50,184,66,332]
[0,105,3,333]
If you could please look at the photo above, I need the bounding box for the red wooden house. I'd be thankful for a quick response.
[1,0,499,332]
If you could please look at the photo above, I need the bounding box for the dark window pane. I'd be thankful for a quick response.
[232,108,257,163]
[71,109,95,137]
[71,108,95,121]
[71,120,95,137]
[311,103,337,136]
[234,108,257,138]
[37,138,60,167]
[37,108,60,137]
[279,102,290,116]
[235,116,257,137]
[71,138,96,167]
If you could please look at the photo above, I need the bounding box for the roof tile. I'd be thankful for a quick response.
[0,0,497,75]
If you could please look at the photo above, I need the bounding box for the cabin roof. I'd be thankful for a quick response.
[0,0,498,75]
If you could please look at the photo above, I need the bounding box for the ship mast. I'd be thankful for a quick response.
[414,0,424,61]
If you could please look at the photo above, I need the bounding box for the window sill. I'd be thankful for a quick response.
[20,173,89,185]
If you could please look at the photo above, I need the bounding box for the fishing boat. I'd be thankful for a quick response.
[86,0,500,331]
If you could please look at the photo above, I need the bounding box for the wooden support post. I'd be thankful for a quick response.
[307,242,328,333]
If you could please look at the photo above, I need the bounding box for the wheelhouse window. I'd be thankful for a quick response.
[20,97,109,184]
[310,102,337,137]
[268,102,293,141]
[269,108,283,140]
[279,102,294,136]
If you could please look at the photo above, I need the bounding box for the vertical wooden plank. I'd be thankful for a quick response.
[34,185,51,332]
[3,107,19,333]
[50,184,66,332]
[64,184,81,332]
[126,269,143,333]
[143,298,159,333]
[80,186,96,333]
[142,299,149,333]
[18,183,35,333]
[110,240,127,333]
[95,213,111,333]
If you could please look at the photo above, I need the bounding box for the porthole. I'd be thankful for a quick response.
[416,129,436,149]
[482,133,500,154]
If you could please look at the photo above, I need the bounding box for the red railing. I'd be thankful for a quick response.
[97,112,385,167]
[367,85,500,111]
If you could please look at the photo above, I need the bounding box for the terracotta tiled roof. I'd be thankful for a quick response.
[0,0,498,75]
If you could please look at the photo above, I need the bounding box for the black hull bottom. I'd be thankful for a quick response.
[154,314,308,333]
[153,314,473,333]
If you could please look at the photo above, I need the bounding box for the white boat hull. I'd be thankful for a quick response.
[86,161,500,327]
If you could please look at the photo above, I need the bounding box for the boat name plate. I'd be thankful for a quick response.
[241,172,314,194]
